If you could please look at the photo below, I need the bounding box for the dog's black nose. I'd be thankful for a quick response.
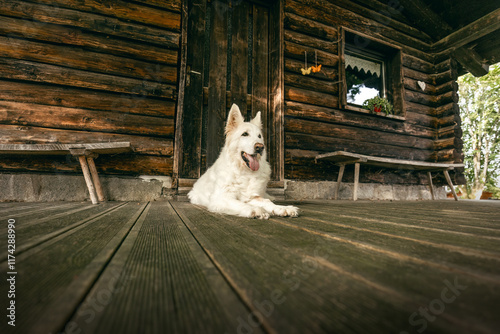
[254,143,264,154]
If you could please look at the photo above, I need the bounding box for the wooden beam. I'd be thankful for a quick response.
[398,0,494,76]
[452,48,489,77]
[431,8,500,52]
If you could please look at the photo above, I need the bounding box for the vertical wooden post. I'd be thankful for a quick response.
[444,170,459,201]
[427,172,435,200]
[78,156,99,204]
[353,162,360,201]
[87,156,105,202]
[335,164,345,200]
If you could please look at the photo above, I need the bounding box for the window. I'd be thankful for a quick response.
[345,51,385,106]
[341,30,404,117]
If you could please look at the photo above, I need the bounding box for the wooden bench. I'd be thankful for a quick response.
[315,151,464,201]
[0,142,131,204]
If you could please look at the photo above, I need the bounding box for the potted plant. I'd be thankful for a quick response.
[362,96,393,115]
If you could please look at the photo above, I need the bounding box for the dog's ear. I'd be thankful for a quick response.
[226,103,244,134]
[250,111,262,129]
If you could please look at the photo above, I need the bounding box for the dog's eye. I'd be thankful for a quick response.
[258,134,262,138]
[242,132,249,137]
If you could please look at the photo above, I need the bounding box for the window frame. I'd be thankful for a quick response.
[340,28,405,119]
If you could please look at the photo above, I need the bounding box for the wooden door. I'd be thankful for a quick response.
[175,0,283,182]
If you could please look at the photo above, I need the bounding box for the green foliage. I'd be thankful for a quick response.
[362,96,393,114]
[458,63,500,199]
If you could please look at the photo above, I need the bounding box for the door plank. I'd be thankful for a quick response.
[206,0,229,167]
[179,0,207,178]
[230,0,249,115]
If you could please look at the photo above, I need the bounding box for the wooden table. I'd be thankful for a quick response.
[316,151,464,201]
[0,142,131,204]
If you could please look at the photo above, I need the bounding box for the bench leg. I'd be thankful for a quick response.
[78,156,99,204]
[427,172,435,200]
[87,157,105,202]
[353,162,360,201]
[335,164,345,200]
[443,170,459,201]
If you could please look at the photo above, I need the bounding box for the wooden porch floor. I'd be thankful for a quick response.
[1,200,499,334]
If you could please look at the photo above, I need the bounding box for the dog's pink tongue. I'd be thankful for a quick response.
[247,154,260,171]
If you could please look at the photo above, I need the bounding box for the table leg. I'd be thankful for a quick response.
[444,170,459,201]
[78,155,99,204]
[427,172,435,200]
[87,157,105,202]
[353,162,360,201]
[336,164,345,200]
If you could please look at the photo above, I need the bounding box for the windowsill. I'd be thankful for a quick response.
[345,104,406,121]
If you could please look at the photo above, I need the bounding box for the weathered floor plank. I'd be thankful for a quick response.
[70,201,252,334]
[171,200,500,334]
[1,202,147,334]
[0,200,498,334]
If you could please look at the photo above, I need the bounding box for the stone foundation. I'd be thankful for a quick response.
[1,174,447,202]
[284,180,447,201]
[0,173,174,202]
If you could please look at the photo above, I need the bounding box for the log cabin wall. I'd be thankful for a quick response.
[0,0,181,176]
[283,0,464,185]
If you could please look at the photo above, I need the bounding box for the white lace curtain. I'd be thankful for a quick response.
[345,54,381,77]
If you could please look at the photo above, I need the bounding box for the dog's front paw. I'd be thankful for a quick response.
[273,205,299,217]
[250,207,270,220]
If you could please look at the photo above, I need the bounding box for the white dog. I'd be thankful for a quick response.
[188,104,299,219]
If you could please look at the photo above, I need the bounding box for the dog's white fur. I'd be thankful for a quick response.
[188,104,298,219]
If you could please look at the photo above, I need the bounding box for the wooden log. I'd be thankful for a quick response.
[285,86,338,108]
[0,16,180,63]
[403,67,435,86]
[32,0,181,31]
[284,29,338,54]
[404,77,435,96]
[285,117,434,150]
[434,58,452,74]
[437,125,458,140]
[0,0,180,47]
[434,103,456,118]
[285,58,338,81]
[285,0,432,60]
[0,125,174,156]
[285,133,433,161]
[284,40,338,67]
[285,72,339,95]
[0,101,174,137]
[284,12,338,42]
[0,80,176,118]
[285,101,435,138]
[434,137,456,151]
[405,101,434,117]
[0,154,174,175]
[0,58,176,99]
[0,36,178,84]
[402,55,435,74]
[404,110,435,128]
[133,0,181,13]
[434,70,454,86]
